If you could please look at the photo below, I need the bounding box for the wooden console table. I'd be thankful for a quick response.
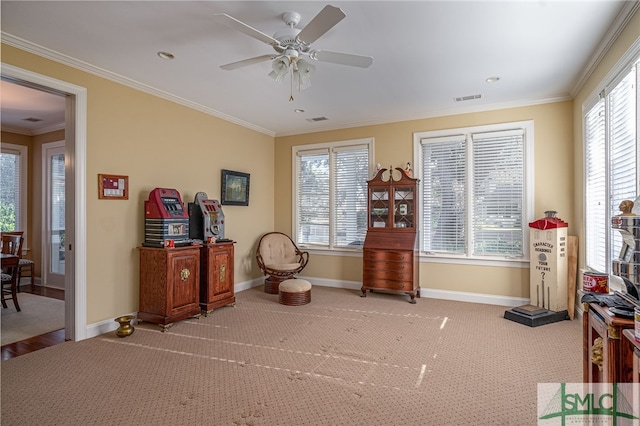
[582,301,635,383]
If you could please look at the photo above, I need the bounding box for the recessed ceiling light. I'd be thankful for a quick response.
[294,109,305,113]
[157,51,175,60]
[486,76,500,83]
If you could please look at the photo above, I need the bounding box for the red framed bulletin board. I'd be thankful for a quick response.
[98,174,128,200]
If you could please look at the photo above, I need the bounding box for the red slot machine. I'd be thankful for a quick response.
[143,188,192,247]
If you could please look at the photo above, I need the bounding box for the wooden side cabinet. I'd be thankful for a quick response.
[623,329,640,383]
[200,242,236,315]
[138,245,201,331]
[362,167,420,303]
[582,302,635,383]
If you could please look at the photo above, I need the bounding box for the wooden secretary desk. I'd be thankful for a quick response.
[362,167,420,303]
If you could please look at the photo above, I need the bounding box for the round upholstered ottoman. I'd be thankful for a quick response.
[279,279,311,306]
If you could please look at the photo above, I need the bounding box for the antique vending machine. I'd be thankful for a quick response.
[143,187,191,247]
[504,211,570,326]
[188,192,227,243]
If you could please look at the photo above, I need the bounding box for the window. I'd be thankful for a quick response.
[293,138,373,250]
[0,143,27,235]
[414,121,533,263]
[584,47,639,273]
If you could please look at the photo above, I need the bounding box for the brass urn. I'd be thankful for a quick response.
[114,315,135,337]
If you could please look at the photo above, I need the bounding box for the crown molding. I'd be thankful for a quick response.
[1,32,276,137]
[275,95,572,137]
[570,0,640,97]
[2,121,66,136]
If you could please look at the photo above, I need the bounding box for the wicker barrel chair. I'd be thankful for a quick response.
[256,232,309,294]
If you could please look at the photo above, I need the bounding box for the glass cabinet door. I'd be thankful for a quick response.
[370,188,389,228]
[393,187,414,228]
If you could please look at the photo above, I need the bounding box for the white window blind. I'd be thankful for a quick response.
[294,139,372,250]
[421,135,467,254]
[471,130,525,257]
[417,122,532,262]
[608,68,637,262]
[297,150,330,247]
[333,145,369,247]
[584,98,607,272]
[584,56,639,274]
[0,144,26,233]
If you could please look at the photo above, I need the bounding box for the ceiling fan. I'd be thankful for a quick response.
[214,5,373,100]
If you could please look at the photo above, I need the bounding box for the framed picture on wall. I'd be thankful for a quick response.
[221,169,250,206]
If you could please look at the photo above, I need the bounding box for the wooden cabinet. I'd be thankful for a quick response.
[138,245,201,330]
[362,167,420,303]
[582,302,635,383]
[199,242,236,315]
[623,329,640,383]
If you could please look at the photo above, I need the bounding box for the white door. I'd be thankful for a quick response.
[43,141,65,289]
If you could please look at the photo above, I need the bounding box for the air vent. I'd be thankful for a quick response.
[306,116,328,122]
[22,117,43,122]
[454,94,482,102]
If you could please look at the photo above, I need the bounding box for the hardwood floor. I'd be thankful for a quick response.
[1,284,66,361]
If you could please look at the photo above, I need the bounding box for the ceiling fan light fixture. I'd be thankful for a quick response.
[295,59,315,90]
[269,57,290,82]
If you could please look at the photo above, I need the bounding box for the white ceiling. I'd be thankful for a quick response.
[1,1,636,137]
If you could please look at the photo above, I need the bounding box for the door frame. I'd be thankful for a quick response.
[2,63,88,341]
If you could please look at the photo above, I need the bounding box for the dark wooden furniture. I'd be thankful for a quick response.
[623,329,640,383]
[582,301,635,383]
[199,242,236,315]
[2,231,35,291]
[362,167,420,303]
[1,253,20,311]
[138,245,201,331]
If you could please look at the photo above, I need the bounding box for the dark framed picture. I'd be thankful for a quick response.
[221,169,250,206]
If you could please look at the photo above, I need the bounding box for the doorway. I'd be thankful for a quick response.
[2,63,88,341]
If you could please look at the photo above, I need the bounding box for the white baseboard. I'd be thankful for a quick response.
[84,277,538,338]
[422,288,529,307]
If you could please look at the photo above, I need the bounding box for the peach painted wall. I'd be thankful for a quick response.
[2,44,275,324]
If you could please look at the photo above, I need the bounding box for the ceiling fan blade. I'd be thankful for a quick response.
[296,5,346,45]
[220,54,277,71]
[213,13,280,46]
[311,50,373,68]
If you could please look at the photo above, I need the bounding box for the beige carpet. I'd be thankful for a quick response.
[1,286,582,425]
[1,293,65,345]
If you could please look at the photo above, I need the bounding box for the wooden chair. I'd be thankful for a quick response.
[1,234,22,311]
[256,232,309,294]
[2,231,34,291]
[1,233,22,257]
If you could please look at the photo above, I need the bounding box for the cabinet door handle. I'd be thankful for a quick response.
[180,268,191,281]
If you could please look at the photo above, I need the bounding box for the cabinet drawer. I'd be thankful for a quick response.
[363,269,412,282]
[364,259,411,271]
[363,279,413,291]
[364,250,411,262]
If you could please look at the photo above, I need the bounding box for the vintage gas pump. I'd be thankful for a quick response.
[504,211,570,326]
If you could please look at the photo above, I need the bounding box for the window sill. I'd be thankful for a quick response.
[420,254,529,268]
